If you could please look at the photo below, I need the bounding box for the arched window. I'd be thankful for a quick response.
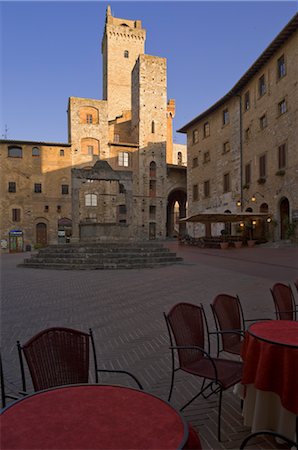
[149,161,156,178]
[8,146,22,158]
[32,147,40,157]
[124,50,129,58]
[151,121,155,134]
[85,193,97,207]
[60,149,65,157]
[177,152,182,165]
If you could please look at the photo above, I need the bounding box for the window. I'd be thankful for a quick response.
[85,193,97,206]
[12,208,21,222]
[223,108,229,125]
[149,180,156,197]
[203,151,210,163]
[277,55,286,79]
[260,114,267,129]
[259,75,266,97]
[223,173,230,193]
[57,205,61,213]
[114,134,120,143]
[192,157,198,168]
[34,183,42,193]
[223,141,230,154]
[278,144,286,169]
[8,146,22,158]
[86,114,93,124]
[44,205,49,212]
[61,184,69,195]
[245,163,251,185]
[259,154,267,178]
[151,121,155,134]
[203,122,210,138]
[177,152,183,165]
[118,152,129,167]
[124,50,129,58]
[119,204,127,214]
[204,180,210,198]
[87,145,94,156]
[278,99,287,115]
[149,205,156,219]
[60,149,65,157]
[149,161,156,178]
[32,147,40,157]
[8,182,16,193]
[119,183,125,194]
[192,129,199,144]
[193,184,198,201]
[244,91,250,111]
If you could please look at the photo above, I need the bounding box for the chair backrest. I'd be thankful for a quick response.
[165,303,208,368]
[240,430,297,449]
[211,294,244,353]
[18,327,98,392]
[270,283,295,321]
[294,279,298,293]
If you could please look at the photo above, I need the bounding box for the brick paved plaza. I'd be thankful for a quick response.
[1,242,297,449]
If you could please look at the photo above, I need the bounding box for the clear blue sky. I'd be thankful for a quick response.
[1,1,297,144]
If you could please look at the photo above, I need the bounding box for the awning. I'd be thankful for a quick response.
[179,212,272,224]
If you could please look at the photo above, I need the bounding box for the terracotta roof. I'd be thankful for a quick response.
[0,139,71,147]
[178,13,298,133]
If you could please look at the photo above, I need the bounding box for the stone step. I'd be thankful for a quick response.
[38,248,171,255]
[19,260,183,270]
[34,251,177,259]
[23,255,182,265]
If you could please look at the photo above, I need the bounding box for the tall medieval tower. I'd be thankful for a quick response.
[102,6,146,120]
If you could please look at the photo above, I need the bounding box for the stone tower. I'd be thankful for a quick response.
[102,6,146,120]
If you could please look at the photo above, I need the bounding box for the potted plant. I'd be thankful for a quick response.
[220,229,229,249]
[246,222,256,247]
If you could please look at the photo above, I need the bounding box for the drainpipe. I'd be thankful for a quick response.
[236,94,243,212]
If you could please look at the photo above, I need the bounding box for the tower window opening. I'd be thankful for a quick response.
[151,121,155,134]
[124,50,129,58]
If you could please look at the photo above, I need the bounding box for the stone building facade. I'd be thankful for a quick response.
[0,7,186,252]
[179,13,298,241]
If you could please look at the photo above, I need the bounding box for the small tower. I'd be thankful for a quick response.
[101,6,146,120]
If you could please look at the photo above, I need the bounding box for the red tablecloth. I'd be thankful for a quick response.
[1,384,201,449]
[241,321,298,415]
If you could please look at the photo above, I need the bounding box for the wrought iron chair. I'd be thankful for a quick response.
[240,430,297,449]
[270,282,298,321]
[210,294,271,357]
[17,327,143,393]
[1,352,20,408]
[164,302,242,441]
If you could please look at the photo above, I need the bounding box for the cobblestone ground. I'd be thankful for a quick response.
[1,242,297,449]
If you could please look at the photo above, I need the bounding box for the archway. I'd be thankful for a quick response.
[167,189,187,238]
[280,197,290,240]
[36,223,47,246]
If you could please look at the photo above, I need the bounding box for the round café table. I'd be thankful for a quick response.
[1,384,191,449]
[241,320,298,442]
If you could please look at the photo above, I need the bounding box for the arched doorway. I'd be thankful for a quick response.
[280,197,290,240]
[58,218,72,243]
[36,223,47,246]
[167,189,187,238]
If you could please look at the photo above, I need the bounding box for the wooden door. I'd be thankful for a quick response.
[36,223,47,246]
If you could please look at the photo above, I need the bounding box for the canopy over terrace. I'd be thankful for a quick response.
[179,212,272,240]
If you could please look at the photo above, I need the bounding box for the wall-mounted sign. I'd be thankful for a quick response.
[58,230,66,237]
[9,230,23,236]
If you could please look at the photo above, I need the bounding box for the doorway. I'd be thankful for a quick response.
[280,197,290,240]
[9,231,24,252]
[36,223,47,246]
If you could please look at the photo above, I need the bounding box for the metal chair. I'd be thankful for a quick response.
[17,327,143,392]
[210,294,270,357]
[271,282,298,320]
[164,302,242,442]
[240,430,297,449]
[1,353,20,408]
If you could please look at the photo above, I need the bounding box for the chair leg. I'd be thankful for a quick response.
[218,389,223,442]
[168,368,176,401]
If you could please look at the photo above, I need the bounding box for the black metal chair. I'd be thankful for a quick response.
[210,293,271,357]
[240,430,297,449]
[271,282,298,320]
[164,302,243,441]
[1,353,20,408]
[17,327,143,393]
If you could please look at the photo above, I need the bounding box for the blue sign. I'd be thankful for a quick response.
[9,230,23,236]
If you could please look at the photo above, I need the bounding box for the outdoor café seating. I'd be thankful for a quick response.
[17,327,143,392]
[164,302,243,441]
[270,282,298,320]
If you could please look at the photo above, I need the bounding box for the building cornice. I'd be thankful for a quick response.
[0,139,71,147]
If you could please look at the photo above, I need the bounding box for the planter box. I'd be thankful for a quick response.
[247,240,256,248]
[220,242,229,249]
[234,241,243,249]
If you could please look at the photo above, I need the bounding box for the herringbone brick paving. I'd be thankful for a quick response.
[1,241,297,449]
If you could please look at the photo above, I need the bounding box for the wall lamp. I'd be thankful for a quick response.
[236,198,249,207]
[251,192,265,202]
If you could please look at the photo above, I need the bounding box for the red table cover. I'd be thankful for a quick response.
[1,385,199,449]
[241,320,298,415]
